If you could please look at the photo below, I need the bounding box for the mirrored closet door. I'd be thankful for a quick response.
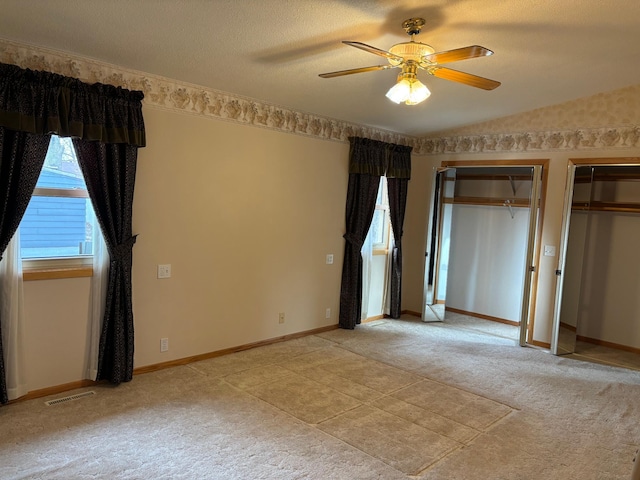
[552,162,640,369]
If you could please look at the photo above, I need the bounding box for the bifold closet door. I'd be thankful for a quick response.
[422,167,455,322]
[551,166,594,355]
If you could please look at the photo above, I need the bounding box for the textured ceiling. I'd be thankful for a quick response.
[1,0,640,137]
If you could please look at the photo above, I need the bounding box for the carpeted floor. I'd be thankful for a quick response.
[1,313,639,479]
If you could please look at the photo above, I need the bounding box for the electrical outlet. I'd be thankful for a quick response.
[325,308,331,319]
[278,312,285,324]
[157,264,171,279]
[160,337,169,352]
[326,254,334,265]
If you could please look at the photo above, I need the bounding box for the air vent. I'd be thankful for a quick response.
[45,390,96,406]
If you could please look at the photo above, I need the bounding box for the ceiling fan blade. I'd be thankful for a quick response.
[430,67,501,90]
[343,41,404,63]
[319,65,395,78]
[424,45,494,65]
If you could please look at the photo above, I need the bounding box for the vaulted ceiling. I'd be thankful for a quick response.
[2,0,639,137]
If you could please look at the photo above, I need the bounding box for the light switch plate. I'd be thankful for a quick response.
[157,264,171,278]
[543,245,556,257]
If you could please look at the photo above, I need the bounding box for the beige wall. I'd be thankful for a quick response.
[134,107,351,361]
[23,278,91,390]
[23,106,350,391]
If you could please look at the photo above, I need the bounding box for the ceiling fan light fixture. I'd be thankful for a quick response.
[407,79,431,105]
[386,76,430,105]
[386,78,411,103]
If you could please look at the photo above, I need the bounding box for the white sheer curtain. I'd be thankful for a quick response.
[86,211,108,381]
[360,228,374,321]
[383,234,393,316]
[0,230,28,400]
[0,216,108,396]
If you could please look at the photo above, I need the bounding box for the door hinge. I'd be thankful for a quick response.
[555,269,562,276]
[529,266,536,273]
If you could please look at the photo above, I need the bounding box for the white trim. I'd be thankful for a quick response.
[22,256,93,271]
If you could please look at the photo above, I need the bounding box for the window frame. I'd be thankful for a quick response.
[20,137,95,279]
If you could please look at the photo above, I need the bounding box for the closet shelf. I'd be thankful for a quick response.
[445,196,530,208]
[572,201,640,213]
[454,173,532,182]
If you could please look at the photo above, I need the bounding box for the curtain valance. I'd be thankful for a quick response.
[0,62,145,147]
[348,137,412,179]
[386,143,412,179]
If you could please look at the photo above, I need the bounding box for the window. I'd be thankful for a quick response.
[369,177,391,251]
[20,136,95,268]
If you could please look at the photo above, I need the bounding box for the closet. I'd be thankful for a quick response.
[553,163,640,360]
[423,164,543,345]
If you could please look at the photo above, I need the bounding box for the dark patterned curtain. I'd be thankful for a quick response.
[338,137,411,329]
[386,143,412,318]
[0,62,145,403]
[73,140,137,384]
[0,129,51,404]
[339,172,381,329]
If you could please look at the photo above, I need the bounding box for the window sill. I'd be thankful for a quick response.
[373,249,389,256]
[23,267,93,281]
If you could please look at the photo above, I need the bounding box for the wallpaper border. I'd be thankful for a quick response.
[420,126,640,155]
[0,39,418,149]
[1,38,638,156]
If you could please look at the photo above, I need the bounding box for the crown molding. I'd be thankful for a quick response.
[2,39,638,156]
[0,39,419,149]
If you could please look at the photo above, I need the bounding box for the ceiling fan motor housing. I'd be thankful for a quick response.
[388,42,436,66]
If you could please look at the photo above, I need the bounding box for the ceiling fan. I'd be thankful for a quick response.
[319,18,501,105]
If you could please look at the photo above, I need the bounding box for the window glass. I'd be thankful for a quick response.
[20,136,95,259]
[370,209,385,245]
[35,136,83,188]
